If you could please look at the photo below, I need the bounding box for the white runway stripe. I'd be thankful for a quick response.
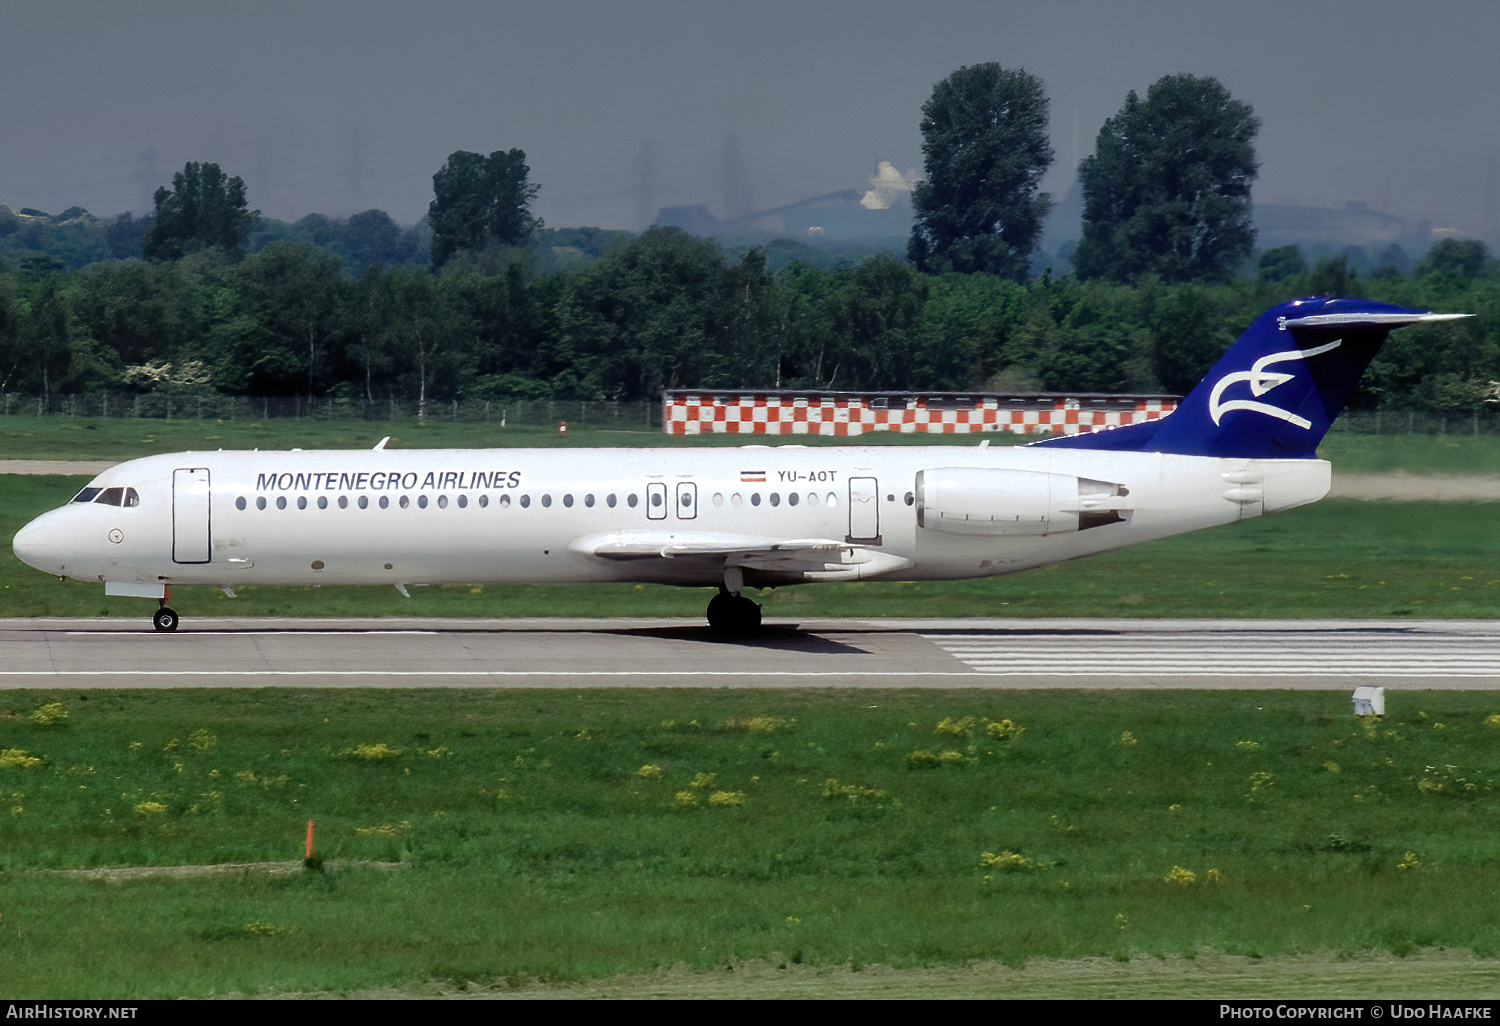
[923,632,1500,677]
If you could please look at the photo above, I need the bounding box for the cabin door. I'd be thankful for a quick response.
[172,467,211,564]
[646,481,667,520]
[846,476,881,545]
[675,482,698,520]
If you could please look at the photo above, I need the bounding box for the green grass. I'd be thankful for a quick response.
[3,687,1500,996]
[3,475,1497,621]
[3,411,1500,472]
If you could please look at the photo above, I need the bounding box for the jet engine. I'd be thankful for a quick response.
[915,468,1129,536]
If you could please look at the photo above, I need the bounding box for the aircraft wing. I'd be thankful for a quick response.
[568,531,913,580]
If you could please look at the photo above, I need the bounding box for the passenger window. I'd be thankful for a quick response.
[418,495,428,509]
[563,494,573,508]
[276,496,287,510]
[124,488,140,507]
[317,496,328,510]
[379,496,389,509]
[479,494,489,508]
[257,496,267,511]
[541,494,552,508]
[437,495,448,509]
[807,492,818,507]
[712,493,724,506]
[399,496,410,509]
[584,494,594,508]
[627,494,637,508]
[827,492,838,507]
[235,496,247,511]
[297,496,307,510]
[751,493,761,506]
[788,493,799,507]
[650,492,662,508]
[770,493,781,507]
[96,487,124,506]
[731,493,743,507]
[72,487,101,503]
[520,494,531,508]
[606,494,617,508]
[357,496,367,509]
[457,495,468,508]
[338,496,348,509]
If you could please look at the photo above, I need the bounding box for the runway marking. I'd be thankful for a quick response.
[924,632,1500,676]
[2,669,1498,679]
[63,630,440,637]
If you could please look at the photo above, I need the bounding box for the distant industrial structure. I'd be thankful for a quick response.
[656,189,909,242]
[1253,201,1437,254]
[662,390,1179,437]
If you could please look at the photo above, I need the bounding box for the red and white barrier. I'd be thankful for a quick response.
[662,393,1177,437]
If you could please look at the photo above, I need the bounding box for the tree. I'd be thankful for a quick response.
[142,162,258,260]
[1415,238,1489,280]
[428,150,542,269]
[908,64,1053,280]
[233,243,343,397]
[1149,285,1230,394]
[1074,75,1259,283]
[1257,245,1306,283]
[22,275,70,407]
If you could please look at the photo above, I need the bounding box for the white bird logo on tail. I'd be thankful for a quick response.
[1208,339,1342,428]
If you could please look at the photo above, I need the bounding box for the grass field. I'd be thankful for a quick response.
[3,411,1500,474]
[3,687,1500,997]
[3,474,1496,621]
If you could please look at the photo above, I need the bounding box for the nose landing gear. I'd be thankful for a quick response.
[152,604,179,632]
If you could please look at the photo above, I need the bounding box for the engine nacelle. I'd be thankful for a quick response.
[915,468,1128,536]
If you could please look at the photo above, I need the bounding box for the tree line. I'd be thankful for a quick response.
[1,223,1495,411]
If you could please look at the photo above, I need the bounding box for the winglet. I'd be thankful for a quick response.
[373,436,390,451]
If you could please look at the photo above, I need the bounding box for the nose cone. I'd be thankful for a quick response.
[13,509,68,575]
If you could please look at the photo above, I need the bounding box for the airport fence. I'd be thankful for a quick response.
[0,392,663,429]
[3,392,1500,436]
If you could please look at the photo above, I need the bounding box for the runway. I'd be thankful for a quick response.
[1,616,1497,689]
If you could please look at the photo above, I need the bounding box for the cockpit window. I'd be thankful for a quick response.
[124,488,140,507]
[95,487,125,506]
[72,487,102,503]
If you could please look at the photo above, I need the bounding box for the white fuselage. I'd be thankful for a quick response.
[13,444,1331,592]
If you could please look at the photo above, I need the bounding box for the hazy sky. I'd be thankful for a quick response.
[4,0,1498,234]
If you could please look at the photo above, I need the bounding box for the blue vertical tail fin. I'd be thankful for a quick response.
[1037,297,1468,459]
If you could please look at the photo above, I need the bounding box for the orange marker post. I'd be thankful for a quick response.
[306,819,314,859]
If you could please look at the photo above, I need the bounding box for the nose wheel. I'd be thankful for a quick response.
[152,606,179,632]
[706,591,762,635]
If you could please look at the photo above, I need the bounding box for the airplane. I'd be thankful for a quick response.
[12,296,1468,633]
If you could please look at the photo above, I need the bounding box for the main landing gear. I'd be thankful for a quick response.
[152,603,179,632]
[706,588,762,635]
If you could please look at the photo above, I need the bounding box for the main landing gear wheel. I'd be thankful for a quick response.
[706,591,762,635]
[152,607,179,633]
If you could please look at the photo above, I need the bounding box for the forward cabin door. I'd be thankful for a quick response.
[847,476,881,544]
[172,467,211,564]
[646,481,668,520]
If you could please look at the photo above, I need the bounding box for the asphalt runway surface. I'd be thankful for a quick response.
[2,616,1497,689]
